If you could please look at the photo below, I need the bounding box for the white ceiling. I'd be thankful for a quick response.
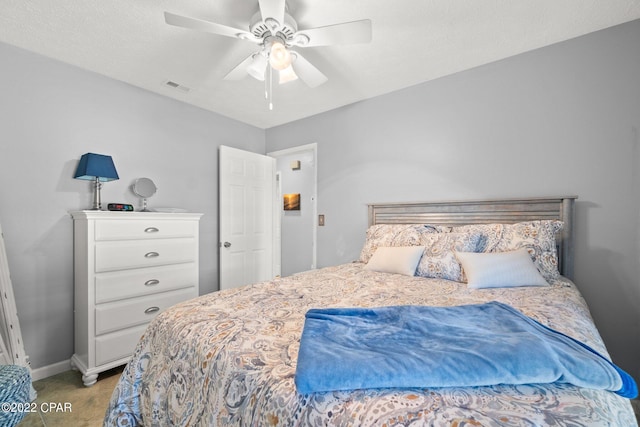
[1,1,639,129]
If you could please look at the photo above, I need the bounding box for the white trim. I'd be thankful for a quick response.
[274,171,282,277]
[31,359,72,381]
[267,142,318,158]
[267,143,318,270]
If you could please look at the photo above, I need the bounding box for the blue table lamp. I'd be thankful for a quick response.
[74,153,119,210]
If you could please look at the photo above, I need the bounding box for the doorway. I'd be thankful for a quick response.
[268,143,317,276]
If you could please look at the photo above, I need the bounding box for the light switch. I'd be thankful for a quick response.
[318,214,325,226]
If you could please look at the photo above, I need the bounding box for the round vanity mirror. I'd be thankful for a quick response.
[132,177,157,211]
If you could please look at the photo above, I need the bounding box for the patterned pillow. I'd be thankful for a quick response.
[359,224,450,263]
[415,232,483,282]
[452,220,563,282]
[451,223,504,252]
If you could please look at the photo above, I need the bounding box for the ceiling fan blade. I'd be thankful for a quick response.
[290,51,328,88]
[291,19,372,47]
[258,0,286,31]
[164,11,260,43]
[223,54,255,80]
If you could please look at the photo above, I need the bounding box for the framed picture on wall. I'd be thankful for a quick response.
[284,193,300,211]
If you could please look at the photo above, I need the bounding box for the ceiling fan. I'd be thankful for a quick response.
[164,0,372,89]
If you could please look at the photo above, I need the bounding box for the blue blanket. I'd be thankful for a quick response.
[295,302,637,397]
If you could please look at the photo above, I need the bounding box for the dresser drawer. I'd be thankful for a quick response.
[95,288,195,335]
[95,238,196,272]
[95,324,147,366]
[95,264,197,304]
[95,220,196,241]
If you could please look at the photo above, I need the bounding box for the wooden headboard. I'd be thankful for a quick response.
[368,196,577,280]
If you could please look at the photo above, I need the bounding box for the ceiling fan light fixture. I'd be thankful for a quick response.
[269,41,291,70]
[279,65,298,84]
[247,53,267,81]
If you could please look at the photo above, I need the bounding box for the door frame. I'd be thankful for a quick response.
[267,143,318,271]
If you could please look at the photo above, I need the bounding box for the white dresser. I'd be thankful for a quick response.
[70,211,202,386]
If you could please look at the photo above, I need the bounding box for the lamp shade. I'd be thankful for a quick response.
[74,153,119,182]
[279,64,298,84]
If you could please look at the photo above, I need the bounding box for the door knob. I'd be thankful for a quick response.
[223,242,231,248]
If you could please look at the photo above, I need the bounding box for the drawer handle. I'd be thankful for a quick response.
[144,252,159,258]
[144,227,159,233]
[144,279,160,286]
[144,306,160,314]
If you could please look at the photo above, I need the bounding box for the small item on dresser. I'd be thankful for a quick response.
[73,153,120,211]
[107,203,134,212]
[132,177,157,212]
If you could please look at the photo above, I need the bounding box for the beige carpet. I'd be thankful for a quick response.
[17,366,124,427]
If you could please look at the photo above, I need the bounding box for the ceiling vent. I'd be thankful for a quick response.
[163,80,190,93]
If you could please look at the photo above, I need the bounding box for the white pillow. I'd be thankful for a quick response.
[364,246,425,276]
[455,248,549,288]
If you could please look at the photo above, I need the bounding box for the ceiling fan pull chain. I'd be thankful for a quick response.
[268,65,274,110]
[264,68,269,100]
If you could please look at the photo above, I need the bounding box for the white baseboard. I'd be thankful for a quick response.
[30,359,72,381]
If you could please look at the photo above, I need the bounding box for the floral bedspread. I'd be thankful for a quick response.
[104,263,636,426]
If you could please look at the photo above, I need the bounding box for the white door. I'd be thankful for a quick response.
[219,146,276,290]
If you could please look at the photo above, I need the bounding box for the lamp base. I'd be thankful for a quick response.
[92,178,103,211]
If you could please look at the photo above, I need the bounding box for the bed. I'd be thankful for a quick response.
[104,196,638,426]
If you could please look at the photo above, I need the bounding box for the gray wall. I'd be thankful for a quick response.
[0,42,265,370]
[266,20,640,382]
